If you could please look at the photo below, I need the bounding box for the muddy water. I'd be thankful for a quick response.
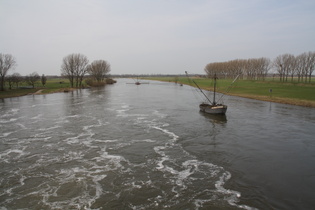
[1,79,315,209]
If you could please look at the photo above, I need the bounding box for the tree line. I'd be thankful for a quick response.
[204,51,315,82]
[61,53,111,88]
[0,53,111,91]
[5,72,47,89]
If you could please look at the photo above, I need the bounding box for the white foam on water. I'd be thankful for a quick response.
[0,147,29,161]
[94,139,118,143]
[62,151,84,161]
[0,118,18,124]
[30,114,42,120]
[63,122,98,145]
[64,114,81,119]
[152,110,167,118]
[150,125,179,143]
[1,108,19,118]
[38,143,126,209]
[0,132,13,138]
[121,105,129,109]
[65,136,80,144]
[154,146,167,170]
[16,123,27,129]
[38,125,61,131]
[116,109,129,116]
[0,101,257,210]
[131,139,156,143]
[214,172,258,210]
[39,165,107,209]
[92,146,126,171]
[149,120,251,209]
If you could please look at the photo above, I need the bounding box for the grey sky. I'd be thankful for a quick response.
[1,0,315,76]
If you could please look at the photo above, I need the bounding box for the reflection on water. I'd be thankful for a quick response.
[199,112,227,124]
[0,79,315,210]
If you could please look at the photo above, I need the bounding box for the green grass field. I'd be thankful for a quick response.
[145,77,315,107]
[0,78,71,99]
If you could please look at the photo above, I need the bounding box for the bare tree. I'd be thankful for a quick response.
[41,74,47,87]
[282,54,295,82]
[0,53,16,91]
[25,72,40,88]
[259,58,271,80]
[305,51,315,83]
[295,54,305,82]
[61,53,89,88]
[6,75,14,89]
[273,54,286,82]
[87,60,111,82]
[11,73,23,88]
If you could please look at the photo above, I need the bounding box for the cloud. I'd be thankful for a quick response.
[1,0,314,75]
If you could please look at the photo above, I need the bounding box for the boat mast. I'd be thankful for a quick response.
[185,71,212,104]
[213,74,217,105]
[216,74,240,103]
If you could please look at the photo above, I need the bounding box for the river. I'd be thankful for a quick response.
[1,79,315,209]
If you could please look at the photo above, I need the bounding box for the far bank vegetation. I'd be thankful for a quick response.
[204,51,315,83]
[60,53,115,88]
[85,60,114,87]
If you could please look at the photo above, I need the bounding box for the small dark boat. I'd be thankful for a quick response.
[185,71,238,115]
[198,74,227,114]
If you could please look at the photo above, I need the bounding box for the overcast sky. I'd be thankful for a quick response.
[1,0,315,76]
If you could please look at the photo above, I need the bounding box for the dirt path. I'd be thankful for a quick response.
[31,89,43,95]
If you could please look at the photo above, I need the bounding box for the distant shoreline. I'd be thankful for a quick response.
[1,80,314,108]
[148,79,315,108]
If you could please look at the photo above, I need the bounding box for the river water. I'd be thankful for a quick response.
[0,79,315,209]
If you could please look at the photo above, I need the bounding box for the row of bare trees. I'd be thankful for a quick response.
[1,52,111,91]
[6,72,46,89]
[61,53,111,88]
[204,51,315,82]
[273,52,315,83]
[1,53,47,90]
[205,58,271,80]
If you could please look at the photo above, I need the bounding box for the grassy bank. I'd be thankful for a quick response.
[0,78,117,99]
[0,78,72,99]
[145,77,315,108]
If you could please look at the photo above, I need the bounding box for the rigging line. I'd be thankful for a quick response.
[185,72,201,100]
[186,74,204,102]
[217,74,240,103]
[185,71,212,104]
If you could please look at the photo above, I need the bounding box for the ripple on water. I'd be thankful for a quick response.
[0,97,255,210]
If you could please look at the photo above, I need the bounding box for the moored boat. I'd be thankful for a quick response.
[199,73,227,114]
[185,71,238,115]
[199,103,227,114]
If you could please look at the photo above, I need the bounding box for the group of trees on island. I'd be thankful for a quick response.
[61,53,111,88]
[204,51,315,83]
[0,53,112,91]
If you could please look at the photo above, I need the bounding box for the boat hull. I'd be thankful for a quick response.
[199,103,227,114]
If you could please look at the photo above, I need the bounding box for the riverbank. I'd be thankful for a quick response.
[227,92,315,108]
[1,77,314,108]
[144,77,315,108]
[0,78,117,99]
[0,88,76,99]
